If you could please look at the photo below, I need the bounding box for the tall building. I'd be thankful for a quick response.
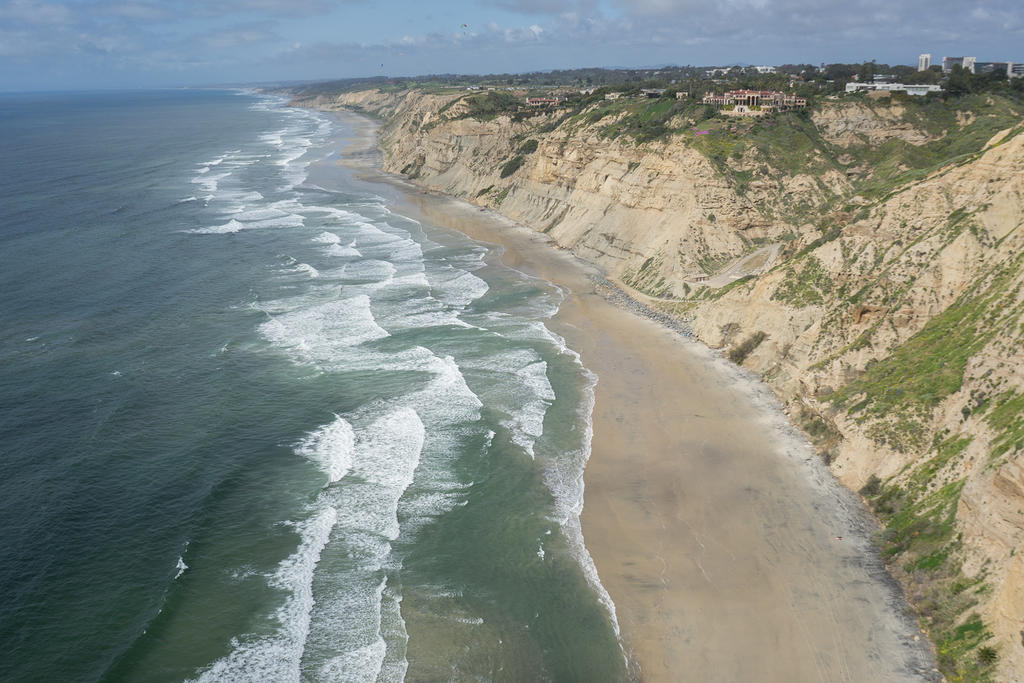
[943,56,977,73]
[918,53,931,71]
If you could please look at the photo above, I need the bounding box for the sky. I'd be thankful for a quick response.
[0,0,1021,90]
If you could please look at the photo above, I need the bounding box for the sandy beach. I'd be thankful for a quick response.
[323,109,940,682]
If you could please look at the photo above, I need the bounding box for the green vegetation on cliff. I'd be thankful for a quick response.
[295,78,1024,679]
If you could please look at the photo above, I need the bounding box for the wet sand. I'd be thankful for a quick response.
[325,109,939,682]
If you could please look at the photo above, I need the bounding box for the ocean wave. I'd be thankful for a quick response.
[190,505,338,683]
[311,231,341,244]
[296,415,355,484]
[325,242,361,259]
[428,267,489,310]
[298,409,425,681]
[258,295,391,366]
[185,219,245,234]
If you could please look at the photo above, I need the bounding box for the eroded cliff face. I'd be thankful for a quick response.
[300,87,1024,680]
[312,89,841,298]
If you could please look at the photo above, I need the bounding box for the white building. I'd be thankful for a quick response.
[845,82,943,96]
[942,56,976,73]
[753,65,777,74]
[918,53,931,71]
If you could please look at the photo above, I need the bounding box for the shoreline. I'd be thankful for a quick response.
[321,107,940,681]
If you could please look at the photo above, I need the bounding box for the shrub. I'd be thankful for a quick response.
[860,474,882,497]
[518,138,539,154]
[728,331,767,364]
[500,155,526,178]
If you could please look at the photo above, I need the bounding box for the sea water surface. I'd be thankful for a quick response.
[0,90,623,681]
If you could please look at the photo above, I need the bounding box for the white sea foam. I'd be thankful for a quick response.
[294,263,320,279]
[453,616,485,625]
[326,241,361,258]
[428,267,490,310]
[244,214,305,230]
[298,410,425,681]
[537,341,624,646]
[340,259,397,284]
[507,358,554,457]
[191,505,338,683]
[353,407,425,501]
[373,296,473,331]
[311,231,341,244]
[191,170,231,194]
[232,207,291,222]
[174,556,188,579]
[377,582,409,683]
[392,355,484,530]
[296,415,355,484]
[458,347,554,458]
[188,212,304,234]
[186,219,245,234]
[260,132,284,147]
[258,295,390,367]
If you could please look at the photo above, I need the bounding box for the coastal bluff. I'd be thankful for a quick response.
[294,86,1024,681]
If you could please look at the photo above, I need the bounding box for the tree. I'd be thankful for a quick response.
[858,60,878,84]
[946,64,973,97]
[824,63,857,81]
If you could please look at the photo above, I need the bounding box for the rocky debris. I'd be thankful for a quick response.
[590,276,694,339]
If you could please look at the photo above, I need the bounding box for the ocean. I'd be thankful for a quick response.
[0,90,624,681]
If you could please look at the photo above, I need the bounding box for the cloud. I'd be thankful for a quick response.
[195,23,280,49]
[482,0,592,13]
[2,0,1022,90]
[95,1,173,21]
[196,0,338,17]
[0,0,73,25]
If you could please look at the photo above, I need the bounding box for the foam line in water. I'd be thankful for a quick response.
[190,505,338,683]
[377,581,409,683]
[458,347,553,458]
[535,330,625,646]
[507,358,554,458]
[299,411,425,680]
[185,219,245,234]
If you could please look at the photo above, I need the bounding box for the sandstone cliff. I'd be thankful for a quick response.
[297,86,1024,682]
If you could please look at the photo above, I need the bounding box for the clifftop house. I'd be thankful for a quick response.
[844,82,942,96]
[525,97,559,107]
[701,89,807,116]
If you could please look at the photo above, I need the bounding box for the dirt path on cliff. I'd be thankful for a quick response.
[321,109,940,683]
